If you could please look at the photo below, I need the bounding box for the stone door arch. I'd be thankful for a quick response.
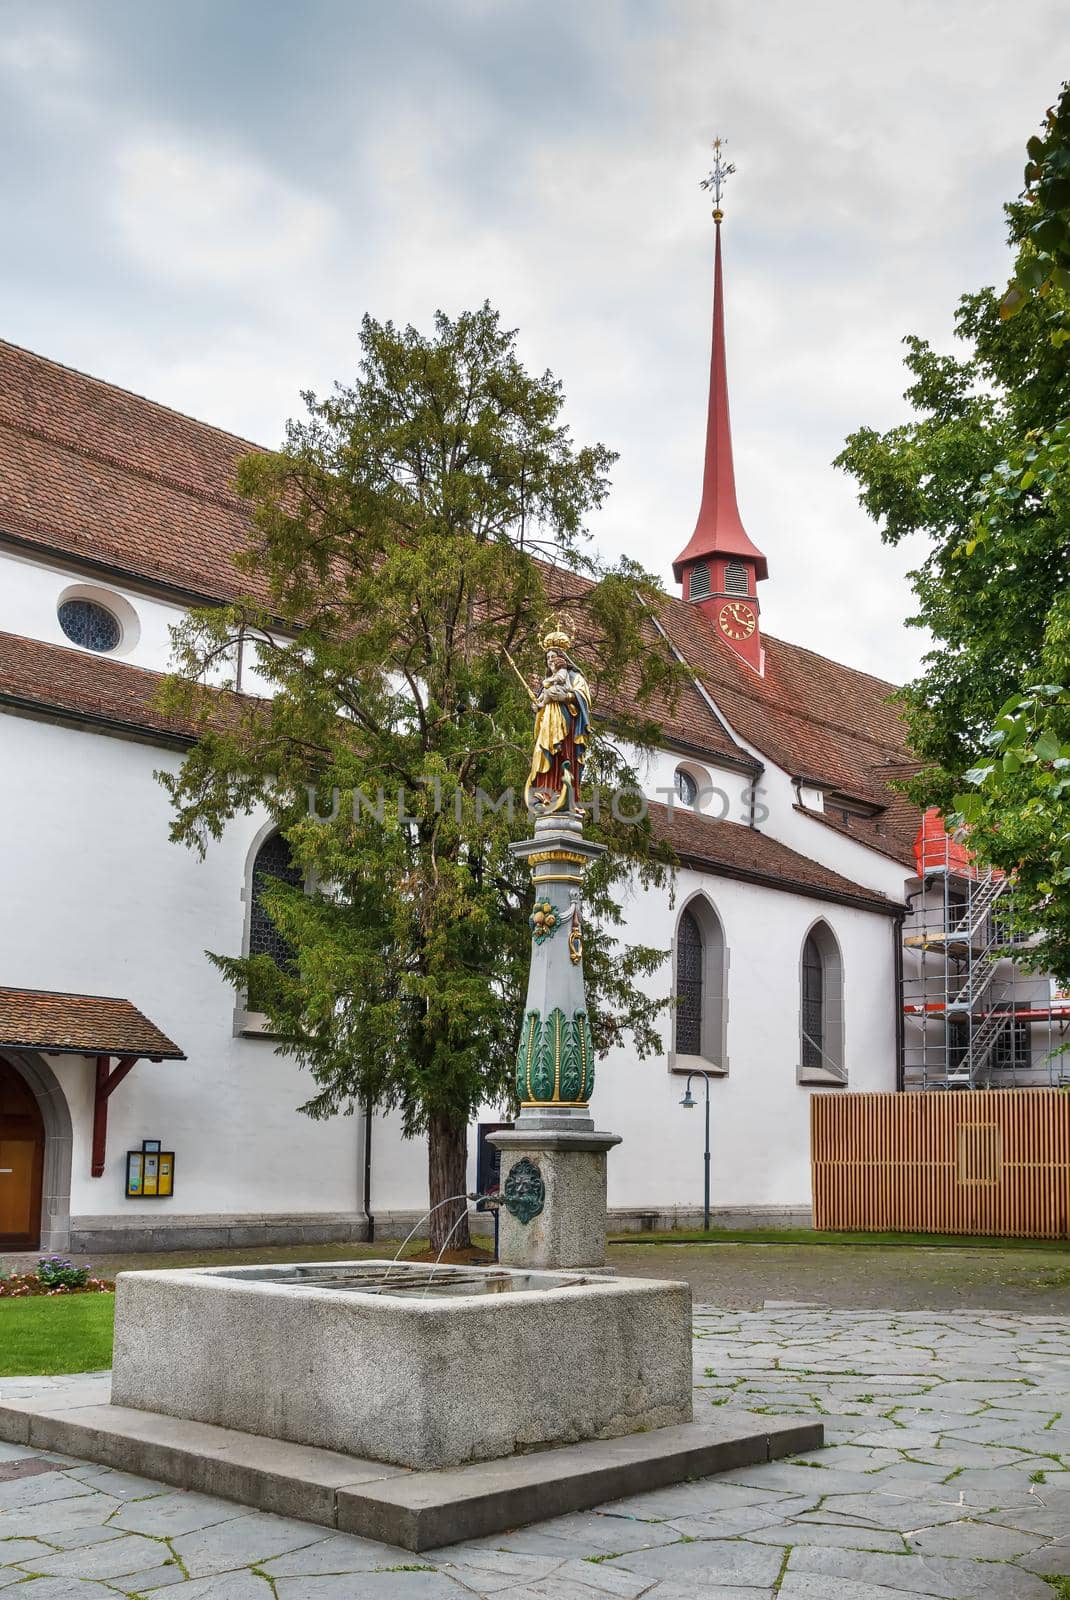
[0,1052,73,1252]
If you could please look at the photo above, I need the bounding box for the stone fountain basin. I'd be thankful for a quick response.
[111,1260,693,1470]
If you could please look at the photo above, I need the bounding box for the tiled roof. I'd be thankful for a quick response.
[0,339,266,604]
[0,338,920,845]
[0,629,200,742]
[650,803,902,914]
[0,986,185,1058]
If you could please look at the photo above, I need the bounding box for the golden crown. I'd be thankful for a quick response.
[540,615,574,653]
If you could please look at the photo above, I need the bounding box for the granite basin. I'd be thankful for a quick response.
[111,1259,693,1469]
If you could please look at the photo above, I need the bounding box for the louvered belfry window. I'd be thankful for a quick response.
[725,560,749,595]
[675,907,704,1055]
[689,563,711,600]
[802,933,824,1070]
[249,833,302,972]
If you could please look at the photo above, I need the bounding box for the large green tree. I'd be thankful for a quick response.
[159,304,681,1249]
[836,83,1070,981]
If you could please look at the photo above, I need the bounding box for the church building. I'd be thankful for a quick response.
[1,199,1057,1255]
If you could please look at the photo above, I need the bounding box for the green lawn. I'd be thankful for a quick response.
[609,1226,1070,1250]
[0,1294,114,1376]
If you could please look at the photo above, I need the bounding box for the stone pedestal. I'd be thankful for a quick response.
[489,1127,621,1270]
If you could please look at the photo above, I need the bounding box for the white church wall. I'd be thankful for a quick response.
[596,863,898,1215]
[0,550,279,697]
[0,712,365,1224]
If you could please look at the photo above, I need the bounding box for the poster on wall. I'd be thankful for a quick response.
[126,1138,175,1199]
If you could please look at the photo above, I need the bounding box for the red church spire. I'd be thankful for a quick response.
[673,141,768,671]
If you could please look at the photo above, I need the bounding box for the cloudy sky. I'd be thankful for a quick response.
[2,0,1067,682]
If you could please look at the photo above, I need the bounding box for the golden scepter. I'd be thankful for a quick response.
[500,645,538,705]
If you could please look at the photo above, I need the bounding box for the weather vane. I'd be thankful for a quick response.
[700,135,735,219]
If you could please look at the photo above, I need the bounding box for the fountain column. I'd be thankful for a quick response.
[489,811,621,1270]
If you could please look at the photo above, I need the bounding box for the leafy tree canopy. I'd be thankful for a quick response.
[157,304,684,1247]
[836,84,1070,982]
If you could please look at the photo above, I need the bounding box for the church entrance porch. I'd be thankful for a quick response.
[0,1055,44,1249]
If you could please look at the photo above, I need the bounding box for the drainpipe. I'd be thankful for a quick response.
[362,1099,374,1243]
[894,910,906,1093]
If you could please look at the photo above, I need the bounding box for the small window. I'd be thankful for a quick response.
[675,768,698,805]
[58,598,122,653]
[991,1018,1031,1073]
[689,563,711,600]
[724,560,749,595]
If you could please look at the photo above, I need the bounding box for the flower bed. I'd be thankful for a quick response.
[0,1257,114,1299]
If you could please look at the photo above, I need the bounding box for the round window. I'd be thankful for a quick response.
[58,598,122,653]
[675,768,698,805]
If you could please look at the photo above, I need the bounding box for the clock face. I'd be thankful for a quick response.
[718,600,756,641]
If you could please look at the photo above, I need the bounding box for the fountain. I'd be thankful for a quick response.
[0,615,822,1548]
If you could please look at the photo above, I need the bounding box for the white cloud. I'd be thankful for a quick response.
[111,134,334,291]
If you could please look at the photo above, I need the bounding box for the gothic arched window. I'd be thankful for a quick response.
[248,833,302,977]
[799,922,845,1081]
[673,897,728,1070]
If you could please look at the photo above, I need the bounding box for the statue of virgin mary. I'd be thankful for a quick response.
[524,620,593,814]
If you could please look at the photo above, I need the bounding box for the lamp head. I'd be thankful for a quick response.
[679,1087,696,1109]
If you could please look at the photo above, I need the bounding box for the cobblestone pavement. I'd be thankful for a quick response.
[1,1307,1069,1597]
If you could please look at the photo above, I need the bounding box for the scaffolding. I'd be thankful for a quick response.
[901,810,1070,1090]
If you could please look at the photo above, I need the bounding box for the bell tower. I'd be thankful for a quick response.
[672,139,768,673]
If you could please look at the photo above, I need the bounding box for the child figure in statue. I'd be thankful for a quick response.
[524,619,593,814]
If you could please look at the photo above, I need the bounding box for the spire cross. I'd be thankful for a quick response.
[700,136,735,218]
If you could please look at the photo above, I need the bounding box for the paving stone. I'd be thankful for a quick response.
[906,1519,1047,1558]
[748,1523,907,1552]
[171,1510,326,1576]
[608,1538,784,1586]
[0,1538,52,1564]
[0,1581,121,1599]
[64,1464,172,1498]
[261,1532,413,1577]
[0,1471,94,1511]
[786,1545,1055,1597]
[778,1577,921,1599]
[551,1558,654,1596]
[110,1489,253,1537]
[150,1573,275,1599]
[810,1492,986,1532]
[112,1561,189,1590]
[14,1531,170,1580]
[273,1573,467,1598]
[638,1587,773,1600]
[0,1493,121,1541]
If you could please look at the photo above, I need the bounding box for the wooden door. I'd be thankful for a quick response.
[0,1058,44,1248]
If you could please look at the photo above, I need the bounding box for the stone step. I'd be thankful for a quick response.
[0,1394,821,1551]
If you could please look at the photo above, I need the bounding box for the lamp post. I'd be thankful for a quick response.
[679,1070,712,1232]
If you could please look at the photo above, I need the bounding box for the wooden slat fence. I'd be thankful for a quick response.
[811,1090,1070,1238]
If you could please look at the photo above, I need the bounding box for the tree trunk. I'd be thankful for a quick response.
[427,1113,472,1253]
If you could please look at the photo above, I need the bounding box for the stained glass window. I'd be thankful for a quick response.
[675,768,698,805]
[802,933,824,1070]
[675,907,704,1055]
[249,833,302,980]
[58,599,121,652]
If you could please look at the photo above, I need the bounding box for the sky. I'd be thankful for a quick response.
[2,0,1068,684]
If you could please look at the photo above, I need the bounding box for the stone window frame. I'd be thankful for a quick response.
[56,582,140,657]
[797,917,846,1085]
[235,821,309,1039]
[668,891,729,1078]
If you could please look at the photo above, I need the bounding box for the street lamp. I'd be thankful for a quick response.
[679,1070,712,1232]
